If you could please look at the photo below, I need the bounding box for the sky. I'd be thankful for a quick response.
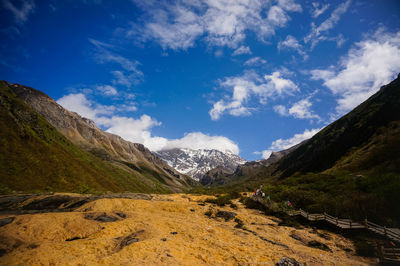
[1,0,400,161]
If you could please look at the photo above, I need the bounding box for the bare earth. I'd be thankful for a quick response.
[0,194,376,265]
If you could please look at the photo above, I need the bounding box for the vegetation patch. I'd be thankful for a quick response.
[204,191,241,207]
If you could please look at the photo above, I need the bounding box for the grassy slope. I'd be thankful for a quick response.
[195,76,400,226]
[0,82,173,194]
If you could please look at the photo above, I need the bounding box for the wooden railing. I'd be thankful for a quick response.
[252,196,400,243]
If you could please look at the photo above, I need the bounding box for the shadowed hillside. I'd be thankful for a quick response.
[197,74,400,226]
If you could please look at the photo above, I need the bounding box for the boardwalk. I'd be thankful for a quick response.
[252,196,400,243]
[253,196,400,262]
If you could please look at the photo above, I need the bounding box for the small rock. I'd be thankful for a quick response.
[66,237,82,242]
[27,244,39,249]
[166,254,173,257]
[161,238,167,241]
[126,238,139,245]
[307,240,332,252]
[276,257,305,266]
[317,232,332,240]
[198,203,206,206]
[0,217,14,227]
[170,232,178,235]
[115,212,126,218]
[234,218,244,228]
[84,213,120,222]
[190,209,195,212]
[290,234,301,241]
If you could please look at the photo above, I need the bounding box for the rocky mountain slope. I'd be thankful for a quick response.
[218,74,400,225]
[156,148,246,181]
[0,81,194,193]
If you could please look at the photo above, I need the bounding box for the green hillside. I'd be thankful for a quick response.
[0,81,183,194]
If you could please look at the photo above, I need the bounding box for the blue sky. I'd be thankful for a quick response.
[1,0,400,160]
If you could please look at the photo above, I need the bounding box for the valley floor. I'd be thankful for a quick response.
[0,193,376,265]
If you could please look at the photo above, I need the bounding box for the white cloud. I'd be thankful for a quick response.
[273,105,287,116]
[89,38,143,87]
[96,85,117,96]
[311,29,400,115]
[273,97,320,120]
[2,0,35,25]
[278,35,307,59]
[311,2,330,18]
[278,0,302,12]
[288,98,320,120]
[57,93,239,154]
[209,71,298,120]
[267,6,289,27]
[57,93,114,120]
[232,45,252,56]
[128,0,302,50]
[244,56,267,66]
[264,71,298,95]
[163,132,239,154]
[304,0,351,48]
[259,128,321,159]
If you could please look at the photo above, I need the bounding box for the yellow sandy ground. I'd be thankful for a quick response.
[0,194,377,265]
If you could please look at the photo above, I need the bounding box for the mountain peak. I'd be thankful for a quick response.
[156,148,246,181]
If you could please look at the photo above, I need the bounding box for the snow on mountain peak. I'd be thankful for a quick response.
[155,148,246,181]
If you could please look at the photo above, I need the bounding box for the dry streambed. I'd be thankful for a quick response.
[0,193,376,265]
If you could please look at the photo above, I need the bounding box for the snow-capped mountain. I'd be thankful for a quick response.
[156,148,247,181]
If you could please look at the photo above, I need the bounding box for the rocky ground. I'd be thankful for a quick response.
[0,193,377,265]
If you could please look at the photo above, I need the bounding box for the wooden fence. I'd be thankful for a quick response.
[252,196,400,242]
[252,196,400,262]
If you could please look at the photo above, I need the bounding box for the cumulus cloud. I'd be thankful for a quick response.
[311,28,400,115]
[209,71,298,120]
[89,38,143,87]
[244,56,267,66]
[304,0,351,48]
[57,93,114,120]
[57,93,239,153]
[2,0,35,25]
[128,0,302,50]
[232,45,252,56]
[163,132,239,154]
[258,128,321,159]
[273,97,320,120]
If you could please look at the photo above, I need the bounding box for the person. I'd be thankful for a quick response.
[259,184,265,197]
[254,184,265,197]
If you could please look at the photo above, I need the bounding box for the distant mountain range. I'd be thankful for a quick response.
[0,81,195,194]
[156,148,246,181]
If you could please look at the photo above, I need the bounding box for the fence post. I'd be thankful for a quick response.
[364,218,368,229]
[384,226,387,236]
[336,217,338,225]
[324,212,326,220]
[350,220,352,229]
